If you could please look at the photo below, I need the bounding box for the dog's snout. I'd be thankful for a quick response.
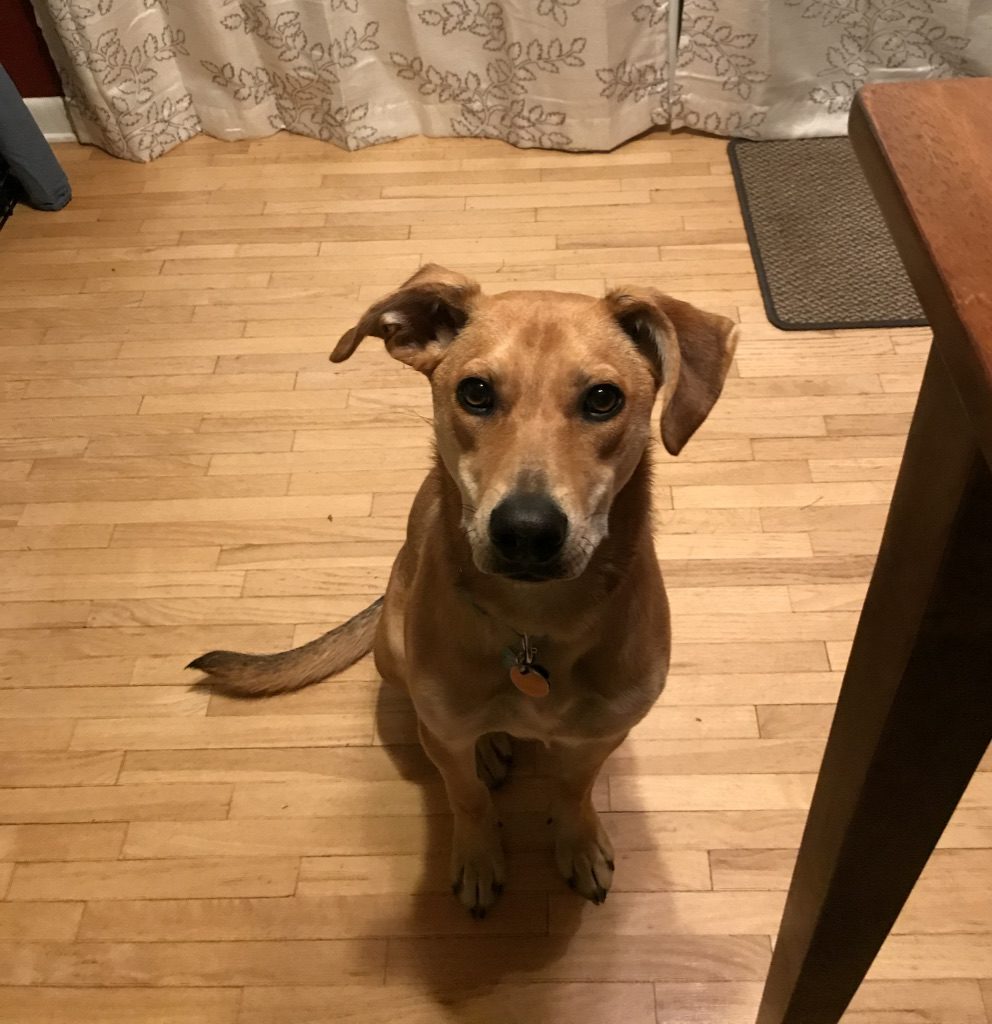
[489,494,568,566]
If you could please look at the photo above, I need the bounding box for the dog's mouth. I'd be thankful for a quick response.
[504,569,559,583]
[487,558,572,583]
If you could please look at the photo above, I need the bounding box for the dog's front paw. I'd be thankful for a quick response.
[450,814,505,918]
[552,805,615,904]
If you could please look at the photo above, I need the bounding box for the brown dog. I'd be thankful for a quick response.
[190,265,738,916]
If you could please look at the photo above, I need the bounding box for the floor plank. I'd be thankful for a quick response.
[0,987,242,1024]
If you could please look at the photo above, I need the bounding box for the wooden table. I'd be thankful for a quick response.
[755,79,992,1024]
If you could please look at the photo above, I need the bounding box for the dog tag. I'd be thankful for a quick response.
[510,662,550,698]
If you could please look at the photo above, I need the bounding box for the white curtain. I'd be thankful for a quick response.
[672,0,992,138]
[30,0,992,160]
[30,0,672,162]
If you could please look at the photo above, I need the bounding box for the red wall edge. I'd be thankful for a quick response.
[0,0,63,97]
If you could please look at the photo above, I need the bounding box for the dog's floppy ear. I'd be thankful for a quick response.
[605,287,739,456]
[331,264,480,374]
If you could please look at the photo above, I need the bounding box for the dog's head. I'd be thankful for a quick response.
[332,265,738,582]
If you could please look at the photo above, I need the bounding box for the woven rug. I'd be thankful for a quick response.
[728,137,927,331]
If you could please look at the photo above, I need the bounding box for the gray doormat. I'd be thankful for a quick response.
[728,137,927,331]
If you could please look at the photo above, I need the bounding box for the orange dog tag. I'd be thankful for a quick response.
[510,663,550,698]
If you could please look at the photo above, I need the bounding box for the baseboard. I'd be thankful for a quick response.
[25,96,77,143]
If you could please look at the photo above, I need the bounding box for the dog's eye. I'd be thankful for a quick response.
[456,377,495,415]
[582,384,625,421]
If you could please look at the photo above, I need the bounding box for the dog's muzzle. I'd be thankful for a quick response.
[488,493,568,581]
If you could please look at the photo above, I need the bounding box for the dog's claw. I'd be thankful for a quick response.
[606,859,615,872]
[553,808,616,905]
[450,816,504,918]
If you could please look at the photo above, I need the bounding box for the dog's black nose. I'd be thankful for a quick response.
[489,494,568,566]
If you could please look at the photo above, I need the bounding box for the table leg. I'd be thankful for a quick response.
[755,346,992,1024]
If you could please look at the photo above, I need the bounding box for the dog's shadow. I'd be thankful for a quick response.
[374,680,578,1003]
[373,680,670,1013]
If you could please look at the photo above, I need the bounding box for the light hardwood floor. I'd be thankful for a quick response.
[0,130,990,1024]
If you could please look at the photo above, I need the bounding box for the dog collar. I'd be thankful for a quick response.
[467,599,552,698]
[501,633,551,698]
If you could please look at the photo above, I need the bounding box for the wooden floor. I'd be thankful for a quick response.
[0,129,990,1024]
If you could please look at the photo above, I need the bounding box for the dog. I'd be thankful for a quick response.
[190,264,738,916]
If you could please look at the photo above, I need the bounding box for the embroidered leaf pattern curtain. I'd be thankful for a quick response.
[28,0,992,161]
[30,0,672,161]
[672,0,992,138]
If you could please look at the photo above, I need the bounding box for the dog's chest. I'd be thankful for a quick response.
[492,689,570,744]
[472,673,632,745]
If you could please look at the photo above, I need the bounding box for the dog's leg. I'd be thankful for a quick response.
[475,732,514,790]
[549,734,626,904]
[419,721,505,917]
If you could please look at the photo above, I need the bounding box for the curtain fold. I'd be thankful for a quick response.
[31,0,672,161]
[672,0,992,138]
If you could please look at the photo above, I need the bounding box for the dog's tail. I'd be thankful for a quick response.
[186,597,384,697]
